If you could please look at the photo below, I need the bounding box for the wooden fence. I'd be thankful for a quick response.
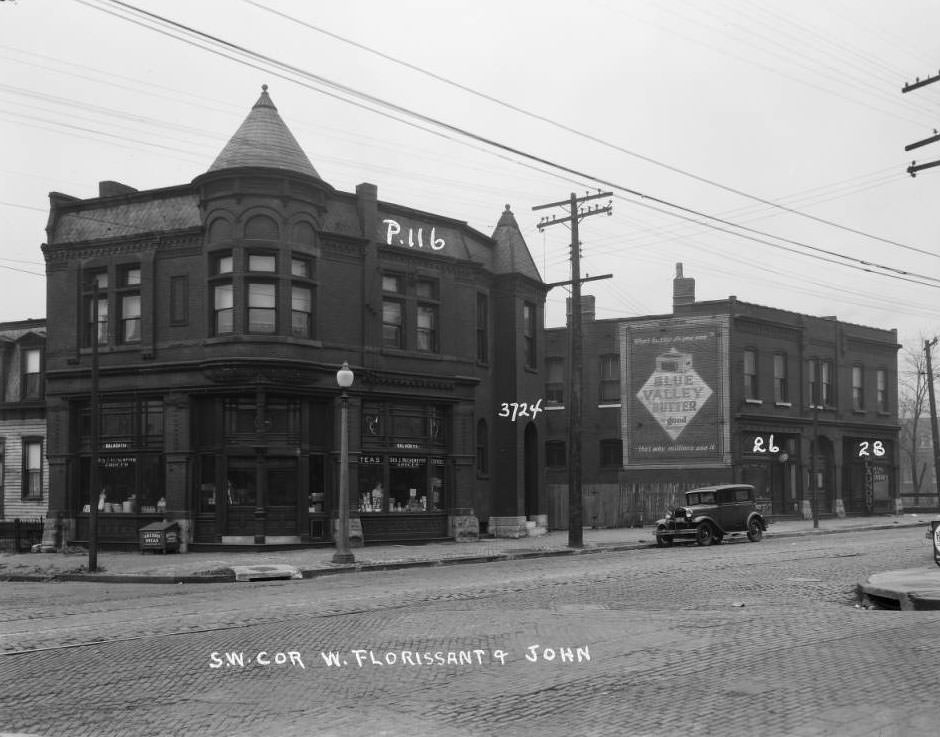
[547,482,699,530]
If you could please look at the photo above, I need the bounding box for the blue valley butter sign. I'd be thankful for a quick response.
[636,349,713,441]
[625,321,724,465]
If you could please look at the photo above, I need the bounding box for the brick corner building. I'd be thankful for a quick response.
[41,86,547,550]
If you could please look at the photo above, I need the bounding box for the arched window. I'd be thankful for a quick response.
[291,221,316,245]
[244,214,279,240]
[207,217,233,243]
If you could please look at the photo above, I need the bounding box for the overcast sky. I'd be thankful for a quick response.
[3,0,940,351]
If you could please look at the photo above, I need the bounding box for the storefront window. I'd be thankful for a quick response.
[226,462,257,507]
[198,453,216,513]
[79,452,164,513]
[266,398,300,438]
[308,455,325,513]
[430,458,445,511]
[389,456,428,512]
[79,398,164,449]
[267,460,298,506]
[224,399,258,437]
[358,455,385,512]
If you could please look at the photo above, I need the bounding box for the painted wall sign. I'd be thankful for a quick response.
[382,218,446,251]
[622,317,729,466]
[636,348,712,440]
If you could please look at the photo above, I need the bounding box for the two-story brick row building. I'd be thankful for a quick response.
[544,264,900,525]
[41,86,547,549]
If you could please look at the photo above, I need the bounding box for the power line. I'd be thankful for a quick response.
[71,0,940,291]
[245,0,938,261]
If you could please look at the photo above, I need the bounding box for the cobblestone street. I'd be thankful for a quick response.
[2,526,938,737]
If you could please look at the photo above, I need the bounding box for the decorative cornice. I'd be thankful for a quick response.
[43,231,202,264]
[202,364,321,386]
[358,369,455,391]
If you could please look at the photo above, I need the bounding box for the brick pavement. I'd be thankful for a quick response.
[2,527,939,737]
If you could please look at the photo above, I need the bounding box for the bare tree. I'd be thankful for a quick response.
[899,339,933,499]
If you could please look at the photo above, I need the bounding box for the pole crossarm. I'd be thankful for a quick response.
[532,190,612,212]
[905,131,940,152]
[907,159,940,177]
[903,72,940,93]
[544,273,613,289]
[534,191,613,231]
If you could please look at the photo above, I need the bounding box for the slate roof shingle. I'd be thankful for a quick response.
[208,85,321,179]
[490,204,542,282]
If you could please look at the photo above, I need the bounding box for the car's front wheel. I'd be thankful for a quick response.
[695,522,715,546]
[746,519,764,542]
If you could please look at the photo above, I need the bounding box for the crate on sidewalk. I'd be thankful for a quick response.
[139,521,180,554]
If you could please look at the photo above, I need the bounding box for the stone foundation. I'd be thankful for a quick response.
[834,498,846,518]
[449,513,480,542]
[488,515,528,538]
[527,514,548,537]
[801,500,813,520]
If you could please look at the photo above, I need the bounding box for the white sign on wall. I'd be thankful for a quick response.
[636,348,713,440]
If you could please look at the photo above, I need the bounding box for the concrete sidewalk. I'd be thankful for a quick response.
[0,513,932,584]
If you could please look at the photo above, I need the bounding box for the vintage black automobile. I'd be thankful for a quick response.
[655,484,767,547]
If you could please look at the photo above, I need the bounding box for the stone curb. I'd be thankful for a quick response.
[0,521,925,585]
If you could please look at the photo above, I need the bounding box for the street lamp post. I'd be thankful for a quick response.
[88,281,101,572]
[333,361,355,564]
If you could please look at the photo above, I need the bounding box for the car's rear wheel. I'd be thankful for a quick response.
[746,519,764,542]
[695,522,715,546]
[656,530,673,547]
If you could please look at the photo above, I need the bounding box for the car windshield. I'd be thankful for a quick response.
[687,491,716,505]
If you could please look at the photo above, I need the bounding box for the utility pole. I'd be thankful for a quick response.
[534,191,612,548]
[902,69,940,176]
[88,282,101,572]
[924,338,940,507]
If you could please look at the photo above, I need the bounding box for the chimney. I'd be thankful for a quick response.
[566,294,596,322]
[98,180,138,198]
[673,262,695,311]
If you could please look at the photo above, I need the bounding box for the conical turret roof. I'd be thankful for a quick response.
[491,204,542,282]
[208,85,321,179]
